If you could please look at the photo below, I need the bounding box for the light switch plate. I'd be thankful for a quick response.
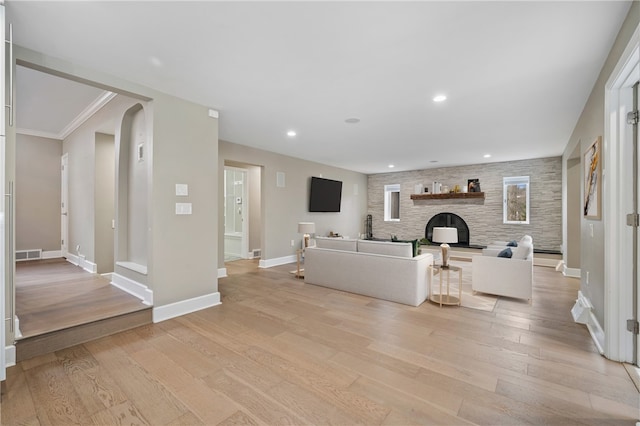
[176,203,192,215]
[176,184,189,196]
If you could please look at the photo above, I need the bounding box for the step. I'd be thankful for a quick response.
[16,307,152,362]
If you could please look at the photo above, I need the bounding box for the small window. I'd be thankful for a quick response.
[384,184,400,221]
[503,176,530,224]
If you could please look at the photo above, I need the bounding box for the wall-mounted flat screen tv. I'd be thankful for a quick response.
[309,176,342,212]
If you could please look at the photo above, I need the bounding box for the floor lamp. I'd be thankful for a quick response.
[432,227,458,268]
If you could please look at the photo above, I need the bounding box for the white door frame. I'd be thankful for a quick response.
[61,153,69,257]
[604,23,639,363]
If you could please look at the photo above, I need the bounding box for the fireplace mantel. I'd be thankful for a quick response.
[410,192,485,200]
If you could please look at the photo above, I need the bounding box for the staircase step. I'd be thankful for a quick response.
[16,307,152,362]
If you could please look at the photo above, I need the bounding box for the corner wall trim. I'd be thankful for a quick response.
[5,345,15,368]
[65,254,97,274]
[259,255,296,268]
[152,292,221,323]
[218,268,227,278]
[110,273,153,305]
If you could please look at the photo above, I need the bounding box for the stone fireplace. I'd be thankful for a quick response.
[425,212,470,247]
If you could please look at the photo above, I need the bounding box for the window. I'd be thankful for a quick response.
[384,184,400,221]
[503,176,530,224]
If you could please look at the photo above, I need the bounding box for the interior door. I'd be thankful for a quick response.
[61,153,68,256]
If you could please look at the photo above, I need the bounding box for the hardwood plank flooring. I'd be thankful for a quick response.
[2,259,638,425]
[15,258,149,339]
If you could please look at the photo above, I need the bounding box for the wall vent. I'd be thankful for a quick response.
[252,249,261,258]
[16,249,43,261]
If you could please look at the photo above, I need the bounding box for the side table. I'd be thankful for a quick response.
[429,264,462,307]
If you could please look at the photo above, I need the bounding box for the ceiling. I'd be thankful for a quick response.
[8,1,633,174]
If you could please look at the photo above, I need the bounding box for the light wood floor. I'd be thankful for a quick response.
[3,259,638,425]
[15,258,149,339]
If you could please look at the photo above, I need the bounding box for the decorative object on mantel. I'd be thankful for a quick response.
[432,227,458,268]
[414,183,424,194]
[432,181,442,194]
[410,192,485,200]
[584,136,602,220]
[468,179,481,192]
[298,222,315,248]
[461,184,468,193]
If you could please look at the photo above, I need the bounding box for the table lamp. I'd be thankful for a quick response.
[298,222,315,248]
[432,227,458,268]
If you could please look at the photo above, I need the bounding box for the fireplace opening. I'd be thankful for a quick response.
[425,212,471,247]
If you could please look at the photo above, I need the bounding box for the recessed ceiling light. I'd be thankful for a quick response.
[430,160,438,163]
[388,164,395,168]
[433,95,447,102]
[484,154,491,158]
[287,130,296,137]
[345,118,360,124]
[149,56,163,67]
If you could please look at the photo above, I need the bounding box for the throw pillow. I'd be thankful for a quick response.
[507,240,518,247]
[498,247,513,258]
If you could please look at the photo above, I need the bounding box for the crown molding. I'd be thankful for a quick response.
[15,128,61,140]
[59,91,116,139]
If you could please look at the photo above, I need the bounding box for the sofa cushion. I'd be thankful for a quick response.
[392,239,419,257]
[512,241,533,260]
[498,247,513,258]
[315,237,357,252]
[507,240,518,247]
[357,239,412,258]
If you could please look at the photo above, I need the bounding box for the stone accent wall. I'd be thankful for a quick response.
[367,157,562,251]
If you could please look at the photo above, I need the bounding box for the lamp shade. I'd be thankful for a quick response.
[298,222,316,234]
[432,227,458,244]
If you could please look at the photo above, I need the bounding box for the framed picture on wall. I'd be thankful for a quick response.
[583,136,602,220]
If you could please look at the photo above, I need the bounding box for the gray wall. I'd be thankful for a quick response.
[15,134,62,251]
[19,45,219,309]
[126,107,148,266]
[562,2,640,326]
[566,156,581,269]
[218,140,368,266]
[95,133,115,274]
[63,95,140,262]
[368,157,562,251]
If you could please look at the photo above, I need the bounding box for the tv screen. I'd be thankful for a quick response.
[309,177,342,212]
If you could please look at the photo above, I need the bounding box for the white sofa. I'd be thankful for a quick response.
[304,238,434,306]
[472,236,533,301]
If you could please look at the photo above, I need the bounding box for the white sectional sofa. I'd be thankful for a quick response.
[303,238,434,306]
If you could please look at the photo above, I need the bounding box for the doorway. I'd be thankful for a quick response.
[224,166,248,261]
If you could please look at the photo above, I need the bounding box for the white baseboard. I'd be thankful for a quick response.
[14,316,22,339]
[259,255,296,268]
[563,266,581,278]
[152,292,221,323]
[42,250,62,259]
[573,291,605,355]
[110,273,153,305]
[218,268,227,278]
[65,253,97,273]
[5,345,15,368]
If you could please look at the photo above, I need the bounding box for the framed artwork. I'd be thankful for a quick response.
[468,179,481,192]
[583,136,602,220]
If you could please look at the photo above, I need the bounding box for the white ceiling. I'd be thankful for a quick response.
[8,1,633,174]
